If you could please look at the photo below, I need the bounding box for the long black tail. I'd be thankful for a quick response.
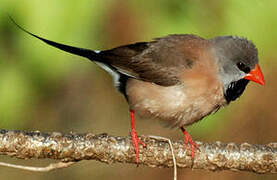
[9,16,100,61]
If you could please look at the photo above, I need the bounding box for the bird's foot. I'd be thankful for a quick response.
[130,109,146,164]
[131,128,146,163]
[181,127,199,159]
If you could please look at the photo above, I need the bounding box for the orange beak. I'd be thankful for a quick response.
[244,64,265,85]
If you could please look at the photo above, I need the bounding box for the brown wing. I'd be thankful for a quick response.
[98,34,208,86]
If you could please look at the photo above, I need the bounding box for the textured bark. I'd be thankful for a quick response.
[0,129,276,174]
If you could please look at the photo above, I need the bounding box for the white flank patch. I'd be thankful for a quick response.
[94,50,101,53]
[94,62,121,88]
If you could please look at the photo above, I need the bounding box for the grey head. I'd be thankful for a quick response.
[210,36,259,102]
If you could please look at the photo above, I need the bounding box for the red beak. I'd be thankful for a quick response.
[244,64,265,85]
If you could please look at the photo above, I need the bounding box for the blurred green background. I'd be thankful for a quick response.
[0,0,276,179]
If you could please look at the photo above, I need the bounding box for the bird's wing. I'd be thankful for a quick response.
[98,34,208,86]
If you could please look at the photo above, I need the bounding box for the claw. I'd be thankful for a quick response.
[181,127,199,159]
[131,128,146,163]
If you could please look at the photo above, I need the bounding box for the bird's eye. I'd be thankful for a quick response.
[237,62,250,73]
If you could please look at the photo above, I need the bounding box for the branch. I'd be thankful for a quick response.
[0,129,276,174]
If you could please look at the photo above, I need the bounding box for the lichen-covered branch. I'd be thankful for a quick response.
[0,129,276,174]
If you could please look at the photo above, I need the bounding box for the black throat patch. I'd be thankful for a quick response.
[224,79,249,103]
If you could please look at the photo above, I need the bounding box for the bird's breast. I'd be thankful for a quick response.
[126,78,227,128]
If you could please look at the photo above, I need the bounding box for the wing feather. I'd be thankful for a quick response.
[98,34,207,86]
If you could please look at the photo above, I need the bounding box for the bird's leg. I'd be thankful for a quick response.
[180,127,199,159]
[130,109,146,163]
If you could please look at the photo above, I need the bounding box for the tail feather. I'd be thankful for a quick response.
[9,16,131,96]
[9,16,100,61]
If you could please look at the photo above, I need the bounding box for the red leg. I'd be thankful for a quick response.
[180,127,199,159]
[130,109,146,163]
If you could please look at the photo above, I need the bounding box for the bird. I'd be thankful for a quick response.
[10,18,265,163]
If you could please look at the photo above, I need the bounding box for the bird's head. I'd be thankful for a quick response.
[211,36,265,102]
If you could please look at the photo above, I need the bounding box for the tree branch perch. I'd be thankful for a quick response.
[0,129,276,174]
